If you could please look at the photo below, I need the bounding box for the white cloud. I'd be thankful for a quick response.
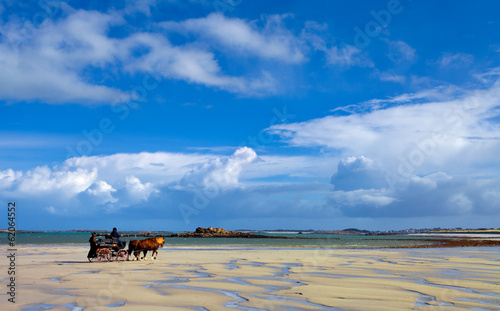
[448,193,473,214]
[363,85,465,105]
[473,66,500,84]
[387,40,416,63]
[46,206,57,214]
[378,71,406,84]
[87,180,117,204]
[125,176,157,202]
[436,52,474,68]
[330,189,396,209]
[326,45,373,68]
[0,169,22,189]
[161,13,306,64]
[300,21,328,52]
[331,156,387,191]
[124,0,157,16]
[0,9,130,104]
[123,33,277,95]
[64,151,212,185]
[299,20,374,69]
[245,154,336,180]
[17,166,97,196]
[180,147,257,189]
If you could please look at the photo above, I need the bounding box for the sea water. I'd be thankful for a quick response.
[0,231,444,248]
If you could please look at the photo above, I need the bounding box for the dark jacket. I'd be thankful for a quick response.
[111,229,124,248]
[87,234,97,259]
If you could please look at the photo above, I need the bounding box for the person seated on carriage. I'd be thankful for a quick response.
[111,227,124,248]
[87,232,97,261]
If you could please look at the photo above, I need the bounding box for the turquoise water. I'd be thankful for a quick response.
[0,232,444,248]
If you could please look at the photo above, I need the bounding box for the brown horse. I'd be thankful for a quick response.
[128,237,164,261]
[127,240,140,261]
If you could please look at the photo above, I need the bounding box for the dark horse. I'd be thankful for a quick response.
[127,237,164,261]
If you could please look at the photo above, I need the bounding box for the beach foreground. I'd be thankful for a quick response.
[3,246,499,310]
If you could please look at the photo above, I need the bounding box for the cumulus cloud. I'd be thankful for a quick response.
[180,147,257,189]
[330,189,396,211]
[327,156,500,218]
[16,166,98,196]
[125,176,157,202]
[64,152,212,185]
[244,154,336,180]
[331,156,387,191]
[0,169,21,190]
[87,180,117,204]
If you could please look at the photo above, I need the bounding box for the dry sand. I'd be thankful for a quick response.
[2,246,499,310]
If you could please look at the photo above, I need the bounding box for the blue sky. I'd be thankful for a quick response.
[1,0,500,231]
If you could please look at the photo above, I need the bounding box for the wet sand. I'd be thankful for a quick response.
[2,246,499,310]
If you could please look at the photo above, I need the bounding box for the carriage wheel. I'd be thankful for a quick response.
[97,249,111,262]
[116,250,128,262]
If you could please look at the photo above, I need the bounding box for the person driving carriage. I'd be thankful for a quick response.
[111,227,124,248]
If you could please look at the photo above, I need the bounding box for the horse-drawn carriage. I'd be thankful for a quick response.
[87,233,165,262]
[88,237,128,262]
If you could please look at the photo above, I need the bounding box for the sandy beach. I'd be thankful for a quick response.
[2,246,499,310]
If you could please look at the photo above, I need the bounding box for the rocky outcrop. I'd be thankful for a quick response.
[172,227,291,239]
